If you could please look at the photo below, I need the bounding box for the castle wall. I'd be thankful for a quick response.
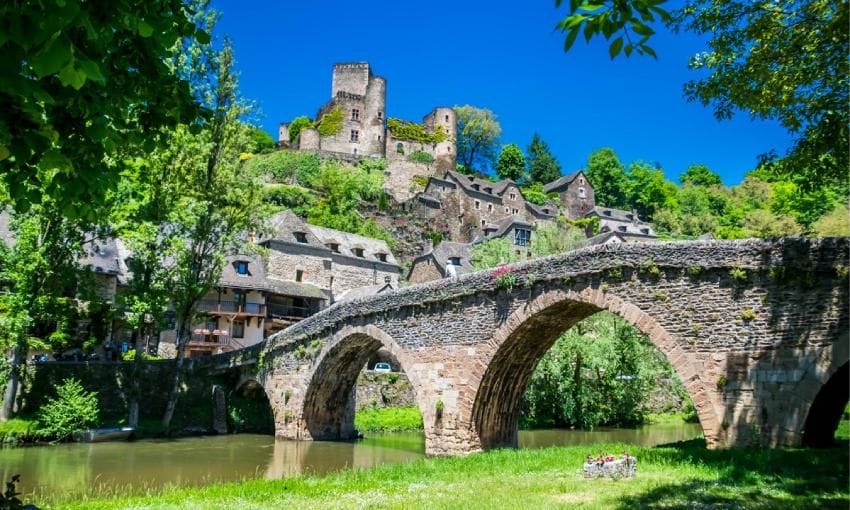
[331,63,371,97]
[299,128,320,151]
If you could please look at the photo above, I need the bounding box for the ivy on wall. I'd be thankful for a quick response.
[408,151,435,164]
[315,107,344,136]
[387,118,448,143]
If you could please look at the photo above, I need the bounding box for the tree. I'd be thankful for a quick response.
[160,41,267,429]
[0,204,90,420]
[454,105,501,172]
[247,126,275,154]
[495,144,526,182]
[526,134,562,185]
[0,0,207,220]
[625,162,679,219]
[680,164,721,187]
[812,204,850,236]
[555,0,849,191]
[287,116,313,143]
[585,148,629,209]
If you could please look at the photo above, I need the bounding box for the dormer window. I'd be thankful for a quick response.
[543,208,550,214]
[641,228,650,235]
[294,232,308,243]
[376,253,387,262]
[472,184,480,191]
[578,187,586,198]
[618,225,627,232]
[449,257,461,266]
[353,248,364,258]
[484,187,492,194]
[626,213,634,221]
[327,243,340,253]
[235,261,249,276]
[603,210,612,216]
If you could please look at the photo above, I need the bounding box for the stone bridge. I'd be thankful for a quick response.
[203,238,849,456]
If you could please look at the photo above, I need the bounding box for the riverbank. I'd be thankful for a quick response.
[55,436,848,510]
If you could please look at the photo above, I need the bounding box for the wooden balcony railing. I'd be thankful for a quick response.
[197,300,266,316]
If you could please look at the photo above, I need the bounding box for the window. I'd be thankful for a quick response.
[474,200,480,210]
[235,261,249,276]
[295,269,303,282]
[458,215,464,225]
[327,243,340,253]
[515,229,531,246]
[353,148,357,156]
[484,187,492,194]
[377,111,383,119]
[472,184,480,191]
[323,260,332,270]
[504,207,510,213]
[377,135,382,142]
[618,225,627,232]
[294,232,308,243]
[509,193,516,200]
[487,204,493,213]
[351,108,360,121]
[579,177,585,185]
[396,142,404,154]
[447,146,451,153]
[543,208,550,214]
[512,208,519,214]
[603,210,612,216]
[205,317,217,332]
[232,320,245,339]
[641,228,650,235]
[376,253,387,262]
[350,130,359,142]
[480,219,486,227]
[578,187,586,198]
[353,248,364,257]
[449,257,461,266]
[626,213,634,221]
[445,114,449,122]
[234,291,246,307]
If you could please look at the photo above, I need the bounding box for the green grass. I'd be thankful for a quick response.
[354,406,423,432]
[0,416,45,443]
[51,436,848,510]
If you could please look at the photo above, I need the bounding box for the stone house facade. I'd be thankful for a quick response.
[277,62,457,202]
[542,170,595,219]
[408,241,473,284]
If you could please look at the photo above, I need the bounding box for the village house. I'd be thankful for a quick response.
[407,241,473,284]
[587,206,657,241]
[542,170,595,219]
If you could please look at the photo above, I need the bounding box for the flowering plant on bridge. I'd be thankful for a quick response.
[492,265,518,291]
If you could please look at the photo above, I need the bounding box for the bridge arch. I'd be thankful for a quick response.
[300,324,425,440]
[801,335,849,447]
[470,286,720,450]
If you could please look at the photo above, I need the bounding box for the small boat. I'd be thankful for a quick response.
[74,427,135,443]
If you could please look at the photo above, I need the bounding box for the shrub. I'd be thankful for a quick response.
[387,118,447,143]
[263,184,316,213]
[121,349,161,361]
[315,106,344,136]
[640,259,662,278]
[37,378,99,441]
[729,267,748,282]
[408,151,435,164]
[740,309,756,321]
[686,265,703,278]
[493,265,517,291]
[288,116,312,142]
[652,290,669,302]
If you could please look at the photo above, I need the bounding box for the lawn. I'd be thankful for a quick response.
[57,436,848,510]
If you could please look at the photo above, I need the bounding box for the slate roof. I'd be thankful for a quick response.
[264,278,327,300]
[588,206,641,223]
[409,241,473,279]
[585,231,626,246]
[336,282,395,302]
[542,171,581,193]
[444,170,516,198]
[474,216,534,243]
[80,237,122,276]
[262,210,399,267]
[525,201,558,219]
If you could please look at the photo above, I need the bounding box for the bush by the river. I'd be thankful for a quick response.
[36,377,99,441]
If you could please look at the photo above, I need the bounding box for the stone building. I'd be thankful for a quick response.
[587,206,657,241]
[260,210,401,299]
[542,170,595,219]
[415,170,558,243]
[407,241,473,284]
[277,62,456,202]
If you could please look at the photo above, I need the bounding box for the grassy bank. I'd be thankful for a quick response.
[55,437,848,510]
[354,406,423,432]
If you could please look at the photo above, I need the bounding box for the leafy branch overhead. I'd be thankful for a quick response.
[555,0,670,58]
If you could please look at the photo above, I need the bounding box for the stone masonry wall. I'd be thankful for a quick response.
[355,372,416,410]
[194,238,849,455]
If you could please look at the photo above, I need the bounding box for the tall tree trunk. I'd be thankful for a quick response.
[161,317,190,430]
[572,352,582,425]
[128,328,142,429]
[1,345,24,421]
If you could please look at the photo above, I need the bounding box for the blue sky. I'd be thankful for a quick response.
[213,0,793,185]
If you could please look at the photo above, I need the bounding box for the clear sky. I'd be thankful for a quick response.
[212,0,793,185]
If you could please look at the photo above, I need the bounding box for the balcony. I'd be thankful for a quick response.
[197,300,266,316]
[188,329,230,346]
[266,303,312,321]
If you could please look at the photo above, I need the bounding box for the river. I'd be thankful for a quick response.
[0,422,702,504]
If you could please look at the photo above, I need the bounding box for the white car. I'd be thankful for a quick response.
[373,362,392,373]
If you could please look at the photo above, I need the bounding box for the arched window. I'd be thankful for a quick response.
[396,142,404,154]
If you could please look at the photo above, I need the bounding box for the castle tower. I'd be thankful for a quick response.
[425,107,457,172]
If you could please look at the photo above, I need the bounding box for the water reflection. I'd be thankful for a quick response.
[0,423,699,504]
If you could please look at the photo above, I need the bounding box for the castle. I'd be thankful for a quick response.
[278,62,456,201]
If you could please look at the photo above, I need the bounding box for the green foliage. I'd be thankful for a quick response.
[678,0,848,191]
[263,184,317,215]
[387,119,447,144]
[585,148,629,209]
[521,312,665,429]
[554,0,670,58]
[471,222,585,270]
[246,126,275,154]
[0,0,205,220]
[526,133,562,185]
[520,182,550,205]
[408,151,435,164]
[435,399,445,415]
[652,291,669,302]
[686,265,703,277]
[121,349,161,361]
[680,164,722,187]
[287,116,312,142]
[493,266,518,291]
[740,309,756,321]
[813,204,850,236]
[495,143,527,182]
[640,259,662,279]
[354,406,423,432]
[315,107,344,137]
[411,175,429,188]
[37,378,99,441]
[716,375,728,389]
[246,150,322,183]
[729,267,748,282]
[454,105,502,172]
[427,231,444,247]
